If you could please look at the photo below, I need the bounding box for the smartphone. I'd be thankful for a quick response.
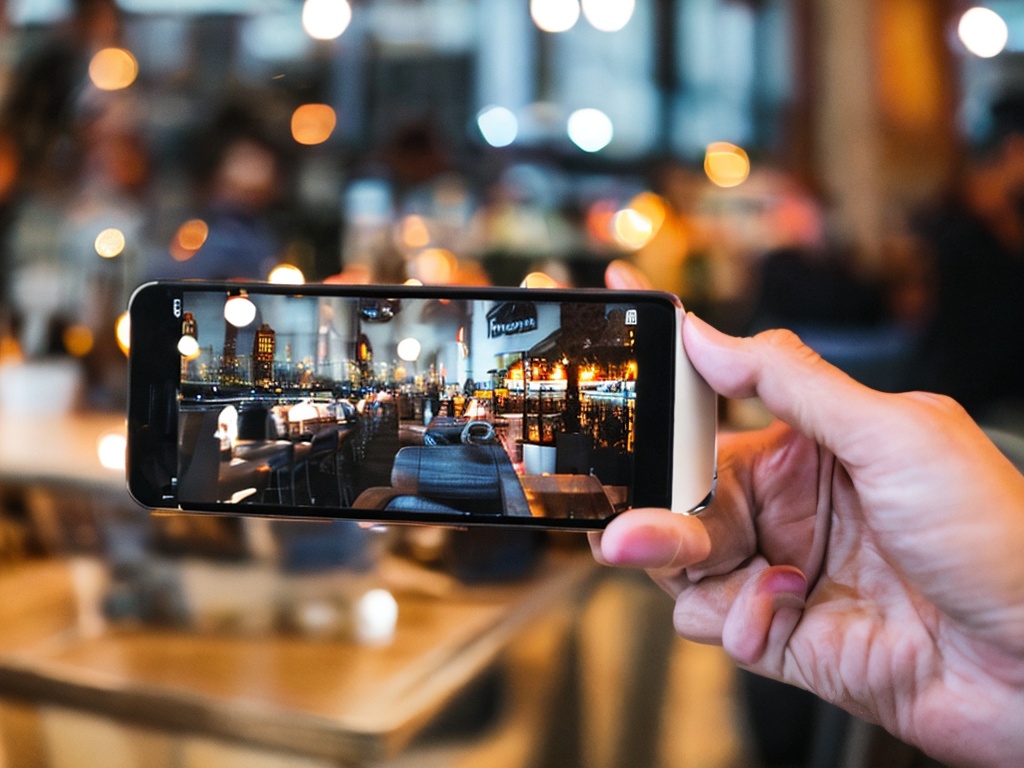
[126,281,716,530]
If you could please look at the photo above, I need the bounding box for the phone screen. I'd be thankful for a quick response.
[129,283,687,527]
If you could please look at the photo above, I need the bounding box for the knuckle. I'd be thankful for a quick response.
[754,327,823,365]
[902,390,970,421]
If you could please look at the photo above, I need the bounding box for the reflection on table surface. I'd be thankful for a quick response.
[0,411,126,494]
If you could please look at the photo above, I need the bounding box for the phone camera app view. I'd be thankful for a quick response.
[175,290,641,522]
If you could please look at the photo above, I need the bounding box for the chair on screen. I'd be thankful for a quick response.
[177,409,271,505]
[352,444,530,517]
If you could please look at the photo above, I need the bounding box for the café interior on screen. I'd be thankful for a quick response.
[175,291,639,519]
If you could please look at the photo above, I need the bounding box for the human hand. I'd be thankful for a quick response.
[594,265,1024,766]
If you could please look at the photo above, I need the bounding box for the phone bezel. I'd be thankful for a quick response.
[127,280,711,530]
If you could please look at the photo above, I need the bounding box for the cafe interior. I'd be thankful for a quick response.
[2,1,1024,766]
[173,290,637,520]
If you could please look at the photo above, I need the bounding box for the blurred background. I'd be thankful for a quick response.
[2,1,1024,767]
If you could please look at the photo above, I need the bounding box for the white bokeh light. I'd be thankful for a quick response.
[97,432,126,471]
[397,337,422,362]
[353,588,399,645]
[531,0,580,33]
[958,7,1008,58]
[177,334,200,357]
[94,227,126,258]
[302,0,352,41]
[224,294,257,327]
[268,264,305,284]
[477,105,518,147]
[567,108,614,152]
[581,0,635,32]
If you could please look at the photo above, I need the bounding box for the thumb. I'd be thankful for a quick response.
[682,314,886,468]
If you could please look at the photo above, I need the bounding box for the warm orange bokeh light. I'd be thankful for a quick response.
[171,219,209,261]
[704,142,750,188]
[291,104,337,146]
[89,48,138,91]
[628,192,667,234]
[63,325,95,357]
[585,199,618,245]
[0,135,20,202]
[399,215,431,249]
[612,208,654,250]
[115,312,131,357]
[521,271,560,289]
[410,248,457,284]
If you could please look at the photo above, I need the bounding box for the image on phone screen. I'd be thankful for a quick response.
[168,288,645,523]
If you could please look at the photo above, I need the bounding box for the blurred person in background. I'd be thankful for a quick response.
[149,104,290,282]
[911,93,1024,423]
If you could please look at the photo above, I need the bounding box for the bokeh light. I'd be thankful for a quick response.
[581,0,635,32]
[409,248,457,284]
[115,312,131,357]
[585,199,618,245]
[89,48,138,91]
[94,228,126,258]
[531,0,580,33]
[0,135,19,202]
[612,208,654,250]
[704,142,750,188]
[177,334,200,358]
[171,218,209,261]
[521,271,560,288]
[224,294,257,327]
[353,588,399,645]
[628,191,667,235]
[398,215,431,249]
[97,431,127,472]
[268,264,306,284]
[63,324,95,357]
[477,105,518,147]
[958,7,1008,58]
[302,0,352,40]
[291,104,337,145]
[567,108,614,152]
[397,337,421,362]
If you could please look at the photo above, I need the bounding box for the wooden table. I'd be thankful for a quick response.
[0,550,598,766]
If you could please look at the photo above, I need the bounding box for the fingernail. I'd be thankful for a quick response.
[767,569,807,611]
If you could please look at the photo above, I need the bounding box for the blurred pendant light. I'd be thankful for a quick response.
[958,7,1008,58]
[531,0,580,33]
[224,293,257,328]
[302,0,352,40]
[581,0,635,32]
